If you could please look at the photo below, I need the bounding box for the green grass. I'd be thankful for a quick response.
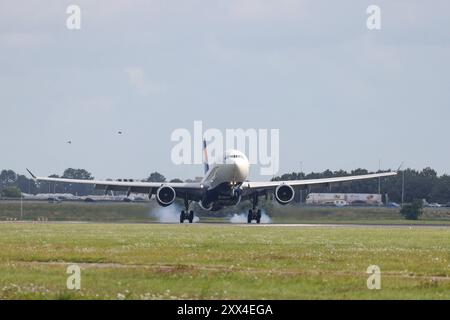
[271,206,450,225]
[0,201,154,222]
[0,223,450,299]
[2,200,450,225]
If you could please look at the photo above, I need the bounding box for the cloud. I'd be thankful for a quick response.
[124,67,163,96]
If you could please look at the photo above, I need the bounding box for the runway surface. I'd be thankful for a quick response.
[2,220,450,229]
[236,223,450,229]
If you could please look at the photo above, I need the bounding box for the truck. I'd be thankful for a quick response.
[305,193,382,206]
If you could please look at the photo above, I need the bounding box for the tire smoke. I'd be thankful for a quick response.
[229,210,272,224]
[148,203,200,223]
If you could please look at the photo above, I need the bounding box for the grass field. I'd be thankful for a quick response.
[2,200,450,225]
[1,223,450,299]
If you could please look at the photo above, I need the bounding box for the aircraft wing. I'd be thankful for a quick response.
[27,169,204,199]
[242,171,397,191]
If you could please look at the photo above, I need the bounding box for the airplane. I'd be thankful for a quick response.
[27,140,397,224]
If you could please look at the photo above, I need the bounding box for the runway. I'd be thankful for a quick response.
[2,220,450,229]
[236,223,450,229]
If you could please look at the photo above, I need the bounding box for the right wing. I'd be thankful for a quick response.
[27,169,205,200]
[242,171,397,192]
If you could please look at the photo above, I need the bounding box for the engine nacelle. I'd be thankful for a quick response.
[156,185,176,207]
[275,184,295,205]
[199,199,214,211]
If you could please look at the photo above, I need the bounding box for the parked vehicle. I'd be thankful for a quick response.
[334,199,348,207]
[387,202,401,208]
[427,203,442,208]
[47,197,62,203]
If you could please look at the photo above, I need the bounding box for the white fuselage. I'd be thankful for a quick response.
[201,149,250,190]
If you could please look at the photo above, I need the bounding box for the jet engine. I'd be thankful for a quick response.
[274,184,295,205]
[156,185,176,207]
[199,199,214,211]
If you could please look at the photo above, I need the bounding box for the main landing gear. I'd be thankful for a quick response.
[247,209,261,224]
[247,193,261,224]
[180,195,194,223]
[180,210,194,223]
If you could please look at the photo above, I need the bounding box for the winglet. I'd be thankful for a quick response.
[26,168,37,179]
[396,162,404,172]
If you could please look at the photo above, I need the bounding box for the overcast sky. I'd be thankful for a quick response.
[1,0,449,181]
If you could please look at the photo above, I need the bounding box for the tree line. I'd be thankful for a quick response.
[1,167,450,204]
[272,167,450,204]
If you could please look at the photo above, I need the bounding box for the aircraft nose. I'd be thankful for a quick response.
[232,159,248,181]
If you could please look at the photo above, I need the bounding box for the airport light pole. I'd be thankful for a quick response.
[378,159,381,195]
[20,191,23,220]
[401,170,405,207]
[299,161,303,204]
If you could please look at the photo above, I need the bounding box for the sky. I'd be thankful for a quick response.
[1,0,449,181]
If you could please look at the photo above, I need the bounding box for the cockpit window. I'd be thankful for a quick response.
[224,154,244,160]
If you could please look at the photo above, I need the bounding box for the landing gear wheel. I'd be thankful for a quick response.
[248,193,260,224]
[188,210,194,223]
[256,209,262,224]
[180,210,185,223]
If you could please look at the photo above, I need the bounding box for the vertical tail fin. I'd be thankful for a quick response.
[203,139,209,175]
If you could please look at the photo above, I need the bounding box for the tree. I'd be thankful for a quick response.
[1,186,21,198]
[430,175,450,204]
[0,169,17,188]
[170,178,183,183]
[146,172,166,182]
[400,199,423,220]
[62,168,93,180]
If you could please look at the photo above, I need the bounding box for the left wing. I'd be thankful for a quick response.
[26,169,204,200]
[242,171,397,191]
